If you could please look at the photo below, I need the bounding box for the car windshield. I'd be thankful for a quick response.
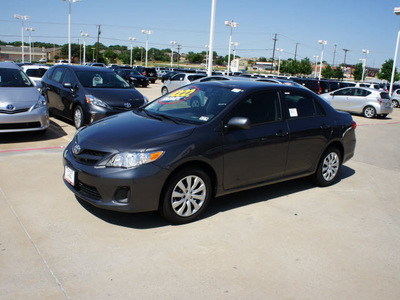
[0,68,33,87]
[25,68,48,78]
[75,71,130,88]
[143,83,242,124]
[128,70,141,76]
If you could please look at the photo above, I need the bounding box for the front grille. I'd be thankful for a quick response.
[0,108,30,114]
[0,122,41,130]
[77,180,101,200]
[73,149,110,166]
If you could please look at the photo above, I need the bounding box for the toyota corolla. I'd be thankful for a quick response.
[63,81,356,224]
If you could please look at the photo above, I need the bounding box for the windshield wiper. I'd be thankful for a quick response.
[156,113,181,124]
[141,108,163,121]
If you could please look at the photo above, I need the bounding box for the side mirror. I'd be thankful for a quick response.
[63,82,73,90]
[330,93,334,96]
[225,117,251,130]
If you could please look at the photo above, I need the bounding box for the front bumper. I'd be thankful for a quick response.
[63,147,169,213]
[0,106,50,133]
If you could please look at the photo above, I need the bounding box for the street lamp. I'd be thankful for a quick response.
[277,48,283,76]
[390,7,400,95]
[231,42,239,61]
[129,37,136,67]
[14,14,30,63]
[91,47,95,62]
[170,41,177,68]
[207,0,217,76]
[224,20,239,76]
[141,30,153,67]
[80,32,89,65]
[26,27,35,63]
[361,49,370,81]
[318,40,328,80]
[62,0,81,64]
[205,44,209,69]
[313,55,319,78]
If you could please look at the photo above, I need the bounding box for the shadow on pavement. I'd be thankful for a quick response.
[76,165,355,229]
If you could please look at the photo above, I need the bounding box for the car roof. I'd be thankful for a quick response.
[193,79,303,92]
[53,65,113,72]
[0,61,20,69]
[21,64,50,70]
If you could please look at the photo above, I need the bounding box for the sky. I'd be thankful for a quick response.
[1,0,400,69]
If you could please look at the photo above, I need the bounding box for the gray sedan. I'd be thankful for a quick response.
[0,62,49,133]
[161,73,206,95]
[320,87,393,118]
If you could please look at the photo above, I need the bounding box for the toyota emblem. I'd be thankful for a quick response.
[6,104,15,111]
[72,144,81,155]
[124,102,132,108]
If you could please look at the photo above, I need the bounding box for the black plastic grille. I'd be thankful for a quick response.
[73,149,109,166]
[0,122,41,130]
[77,180,101,200]
[0,108,30,114]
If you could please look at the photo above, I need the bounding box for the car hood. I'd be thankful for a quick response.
[0,87,40,109]
[85,88,145,106]
[76,111,195,151]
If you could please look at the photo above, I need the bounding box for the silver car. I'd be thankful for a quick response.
[161,73,206,95]
[320,87,393,118]
[391,88,400,108]
[0,62,49,133]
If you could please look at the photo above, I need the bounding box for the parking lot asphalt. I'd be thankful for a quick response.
[1,82,400,299]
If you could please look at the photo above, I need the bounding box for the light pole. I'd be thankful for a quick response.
[390,7,400,95]
[318,40,328,80]
[332,43,337,66]
[224,20,239,76]
[129,37,136,67]
[170,41,177,68]
[277,48,283,76]
[314,55,319,78]
[205,44,209,69]
[361,49,370,81]
[62,0,81,64]
[91,47,95,62]
[80,32,89,65]
[26,27,35,63]
[207,0,216,76]
[141,30,153,67]
[232,42,239,60]
[14,14,30,63]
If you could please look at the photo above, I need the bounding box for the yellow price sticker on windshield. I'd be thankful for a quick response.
[158,86,199,104]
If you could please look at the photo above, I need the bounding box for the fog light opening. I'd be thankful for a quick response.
[113,187,130,204]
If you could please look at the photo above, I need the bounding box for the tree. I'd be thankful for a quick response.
[321,64,333,79]
[377,59,399,82]
[186,51,204,64]
[299,58,313,75]
[353,63,364,81]
[333,66,344,80]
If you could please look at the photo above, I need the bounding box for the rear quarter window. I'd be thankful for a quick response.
[380,92,390,100]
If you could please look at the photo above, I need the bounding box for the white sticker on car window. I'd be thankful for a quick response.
[199,116,210,122]
[289,108,298,117]
[231,88,243,93]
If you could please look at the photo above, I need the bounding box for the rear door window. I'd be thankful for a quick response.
[283,91,324,118]
[51,67,65,83]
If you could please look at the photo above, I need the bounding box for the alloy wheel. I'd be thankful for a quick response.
[171,175,206,217]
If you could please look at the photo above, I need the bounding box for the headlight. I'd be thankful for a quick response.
[143,96,149,104]
[32,94,47,110]
[130,77,137,81]
[86,94,109,108]
[106,151,164,169]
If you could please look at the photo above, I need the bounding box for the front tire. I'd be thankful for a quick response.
[313,147,341,187]
[161,168,212,224]
[392,99,399,108]
[363,106,376,118]
[73,105,84,129]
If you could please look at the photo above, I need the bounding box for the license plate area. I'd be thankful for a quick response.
[64,165,75,186]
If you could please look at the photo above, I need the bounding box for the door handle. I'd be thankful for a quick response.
[275,130,288,137]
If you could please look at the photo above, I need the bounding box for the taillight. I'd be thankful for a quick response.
[352,121,357,130]
[319,87,322,94]
[377,98,382,104]
[142,72,146,76]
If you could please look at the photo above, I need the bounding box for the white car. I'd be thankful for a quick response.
[390,88,400,108]
[161,73,206,95]
[320,87,393,118]
[20,64,49,88]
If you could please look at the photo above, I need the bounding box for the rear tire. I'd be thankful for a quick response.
[363,106,376,118]
[162,87,168,95]
[313,147,341,187]
[392,99,399,108]
[160,168,212,224]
